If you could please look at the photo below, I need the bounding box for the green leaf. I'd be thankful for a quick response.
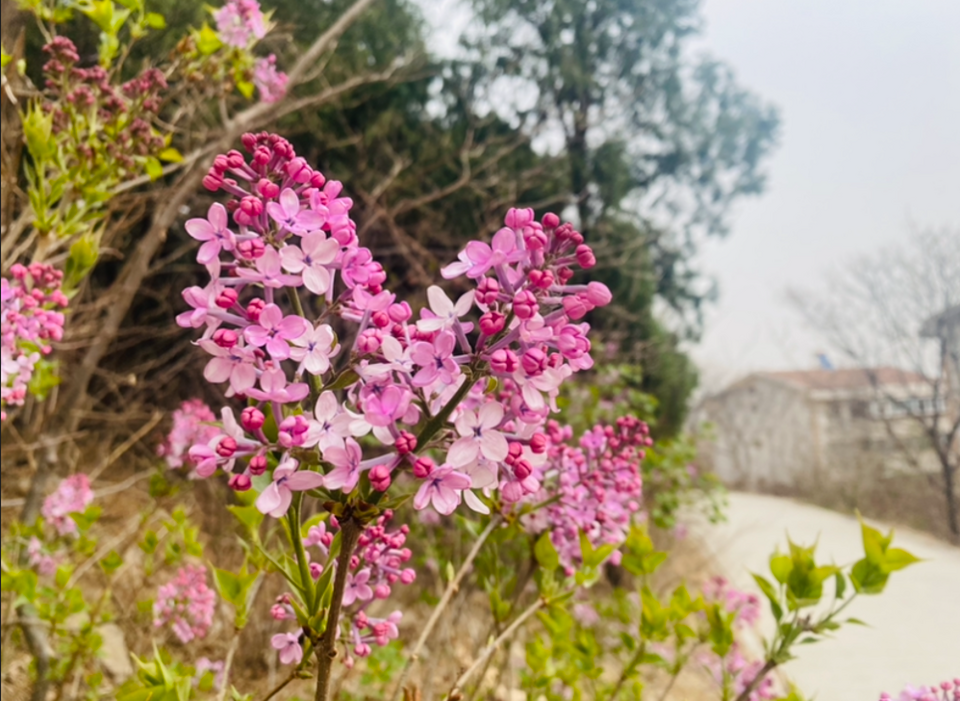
[228,504,264,533]
[196,23,223,56]
[770,553,792,584]
[213,567,242,605]
[64,233,100,289]
[1,46,11,70]
[144,156,163,181]
[100,550,124,575]
[850,558,888,595]
[144,12,166,29]
[834,571,847,600]
[23,106,55,161]
[882,548,920,573]
[158,147,183,163]
[236,80,255,100]
[534,532,559,572]
[752,573,783,622]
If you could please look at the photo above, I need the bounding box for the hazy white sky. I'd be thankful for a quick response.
[424,0,960,390]
[690,0,960,389]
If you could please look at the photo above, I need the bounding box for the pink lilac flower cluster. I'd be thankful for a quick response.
[214,0,267,47]
[252,55,287,103]
[41,474,94,537]
[521,416,648,572]
[194,658,226,690]
[699,578,774,701]
[881,681,960,701]
[157,399,220,470]
[1,264,68,421]
[272,511,414,666]
[153,565,217,644]
[178,132,609,520]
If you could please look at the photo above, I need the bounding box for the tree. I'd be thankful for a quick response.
[790,227,960,540]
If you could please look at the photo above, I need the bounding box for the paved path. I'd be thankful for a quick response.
[692,492,960,701]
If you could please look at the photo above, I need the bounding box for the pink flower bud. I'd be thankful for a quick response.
[258,179,281,199]
[237,238,266,260]
[246,298,266,321]
[248,454,268,476]
[239,196,264,218]
[576,244,597,269]
[528,269,555,290]
[229,473,252,492]
[479,311,506,336]
[310,172,327,189]
[227,150,246,169]
[213,329,238,349]
[521,347,548,376]
[542,212,561,229]
[585,282,612,307]
[217,437,238,458]
[476,277,500,305]
[513,290,539,320]
[357,329,382,354]
[530,433,547,454]
[241,407,265,432]
[374,584,391,600]
[216,288,239,309]
[489,349,519,374]
[388,302,412,322]
[413,457,435,479]
[524,228,548,250]
[270,604,288,620]
[513,459,533,480]
[557,266,575,283]
[395,431,417,455]
[562,295,590,320]
[505,207,535,230]
[310,563,323,580]
[506,441,523,465]
[202,173,223,192]
[400,568,416,584]
[369,464,392,492]
[372,310,391,329]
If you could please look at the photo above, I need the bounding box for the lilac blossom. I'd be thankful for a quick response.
[255,457,324,518]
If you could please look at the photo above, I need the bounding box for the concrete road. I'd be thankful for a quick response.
[693,492,960,700]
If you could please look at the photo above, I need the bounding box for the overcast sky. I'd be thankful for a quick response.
[424,0,960,391]
[690,0,960,389]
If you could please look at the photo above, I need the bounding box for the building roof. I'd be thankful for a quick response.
[757,367,926,391]
[921,305,960,338]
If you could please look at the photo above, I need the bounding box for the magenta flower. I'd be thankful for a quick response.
[256,457,325,518]
[361,384,413,428]
[323,438,364,492]
[290,323,338,375]
[417,286,475,333]
[185,203,235,265]
[236,247,302,289]
[271,633,303,666]
[267,188,327,235]
[198,339,257,394]
[176,280,224,331]
[42,474,94,536]
[414,466,471,515]
[280,233,339,295]
[443,228,524,280]
[243,304,308,360]
[342,569,374,606]
[214,0,267,47]
[153,565,216,644]
[448,403,509,467]
[410,330,459,387]
[247,365,309,404]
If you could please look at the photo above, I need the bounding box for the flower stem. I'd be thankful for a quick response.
[417,371,476,447]
[389,515,503,701]
[314,518,363,701]
[609,638,647,700]
[289,496,316,614]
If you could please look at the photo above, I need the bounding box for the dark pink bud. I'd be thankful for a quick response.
[528,269,555,290]
[479,311,506,336]
[400,568,416,584]
[476,277,500,305]
[513,459,533,480]
[248,454,268,476]
[246,298,266,321]
[562,295,590,320]
[513,290,539,320]
[506,442,523,465]
[395,431,417,455]
[413,457,435,479]
[257,179,280,199]
[253,147,271,165]
[229,473,252,492]
[576,244,596,269]
[310,172,327,189]
[505,207,535,230]
[213,329,238,349]
[309,562,323,580]
[374,584,392,600]
[227,150,246,169]
[489,349,519,374]
[369,464,392,492]
[241,407,265,432]
[521,347,548,376]
[216,288,239,309]
[585,281,612,307]
[237,238,266,260]
[202,173,223,192]
[524,228,548,251]
[530,433,547,454]
[372,310,391,329]
[542,212,560,229]
[217,437,238,458]
[357,329,382,354]
[240,196,264,217]
[557,266,575,283]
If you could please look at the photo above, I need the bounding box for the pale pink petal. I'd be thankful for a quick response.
[285,472,325,491]
[427,286,455,317]
[256,483,283,515]
[478,402,504,429]
[447,437,479,467]
[479,430,509,462]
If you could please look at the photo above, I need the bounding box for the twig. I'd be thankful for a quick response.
[88,411,162,481]
[447,595,550,699]
[217,636,242,701]
[390,515,503,701]
[260,671,296,701]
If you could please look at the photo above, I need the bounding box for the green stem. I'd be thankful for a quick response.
[289,496,315,613]
[609,638,647,700]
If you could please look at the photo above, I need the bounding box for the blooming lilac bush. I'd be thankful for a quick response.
[882,681,960,701]
[154,565,217,644]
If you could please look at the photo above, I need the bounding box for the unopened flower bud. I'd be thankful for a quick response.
[229,473,252,492]
[479,311,506,336]
[513,290,539,320]
[395,431,417,455]
[413,457,434,479]
[489,349,519,374]
[241,407,265,432]
[248,454,268,476]
[216,437,238,458]
[216,288,239,309]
